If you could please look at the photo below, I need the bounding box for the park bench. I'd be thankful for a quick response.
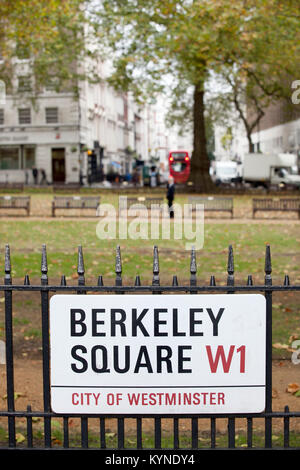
[52,196,100,217]
[0,195,30,216]
[53,183,81,193]
[0,183,24,192]
[119,196,164,215]
[252,198,300,219]
[188,196,234,218]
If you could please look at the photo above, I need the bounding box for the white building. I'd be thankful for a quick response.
[0,52,195,185]
[0,55,152,185]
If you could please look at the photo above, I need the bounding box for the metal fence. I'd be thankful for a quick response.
[0,243,299,450]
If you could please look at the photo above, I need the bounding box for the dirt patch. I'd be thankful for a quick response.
[0,358,299,438]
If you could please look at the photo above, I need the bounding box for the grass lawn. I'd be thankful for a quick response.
[0,192,299,359]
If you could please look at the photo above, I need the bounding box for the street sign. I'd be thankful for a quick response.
[50,294,266,414]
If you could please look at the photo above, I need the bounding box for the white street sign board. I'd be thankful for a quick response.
[50,294,266,414]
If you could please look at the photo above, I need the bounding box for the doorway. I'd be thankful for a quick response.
[52,148,66,182]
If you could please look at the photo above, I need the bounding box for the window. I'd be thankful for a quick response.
[45,77,59,92]
[0,147,19,169]
[23,147,35,169]
[45,107,58,123]
[0,109,4,125]
[18,108,31,125]
[18,76,32,92]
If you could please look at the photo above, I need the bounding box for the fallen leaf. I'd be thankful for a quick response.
[16,433,26,443]
[286,383,300,394]
[273,343,289,350]
[272,389,278,398]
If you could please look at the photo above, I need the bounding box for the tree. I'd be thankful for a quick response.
[95,0,300,190]
[0,0,94,98]
[210,0,300,153]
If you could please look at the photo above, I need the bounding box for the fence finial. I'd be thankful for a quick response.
[24,274,30,286]
[227,245,234,286]
[77,245,85,276]
[41,245,48,284]
[210,275,216,286]
[172,275,178,286]
[4,244,11,284]
[190,246,197,273]
[115,246,122,286]
[152,246,160,286]
[60,275,66,286]
[284,274,290,286]
[227,245,234,275]
[247,275,253,286]
[264,245,272,274]
[190,246,197,286]
[5,244,11,274]
[98,275,103,286]
[264,245,272,286]
[135,275,141,286]
[115,245,122,274]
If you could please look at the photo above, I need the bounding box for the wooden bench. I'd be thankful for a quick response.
[188,196,234,218]
[119,196,164,215]
[52,196,100,217]
[0,196,30,216]
[0,183,24,192]
[53,183,81,193]
[252,198,300,219]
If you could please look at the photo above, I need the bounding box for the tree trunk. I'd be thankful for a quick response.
[247,131,254,153]
[189,82,214,192]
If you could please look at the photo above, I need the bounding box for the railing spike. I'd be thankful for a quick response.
[41,244,48,273]
[227,245,234,275]
[24,275,30,286]
[247,275,253,286]
[97,275,104,286]
[172,275,178,286]
[152,246,160,286]
[153,246,159,273]
[135,275,141,286]
[115,245,122,274]
[284,274,290,286]
[190,247,197,288]
[41,245,48,284]
[210,275,216,286]
[190,246,197,274]
[5,244,11,275]
[227,245,234,287]
[264,244,272,275]
[115,246,122,286]
[264,245,272,286]
[77,245,85,275]
[60,275,66,286]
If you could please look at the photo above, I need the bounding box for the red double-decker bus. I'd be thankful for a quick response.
[168,150,190,183]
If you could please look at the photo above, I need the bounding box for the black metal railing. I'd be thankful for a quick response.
[0,244,299,450]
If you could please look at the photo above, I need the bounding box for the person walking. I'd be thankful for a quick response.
[166,175,175,218]
[32,167,38,185]
[40,169,47,185]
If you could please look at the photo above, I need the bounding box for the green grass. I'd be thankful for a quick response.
[0,219,299,282]
[0,421,299,449]
[0,206,299,356]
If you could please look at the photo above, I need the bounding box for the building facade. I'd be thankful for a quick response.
[0,54,194,185]
[0,56,152,185]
